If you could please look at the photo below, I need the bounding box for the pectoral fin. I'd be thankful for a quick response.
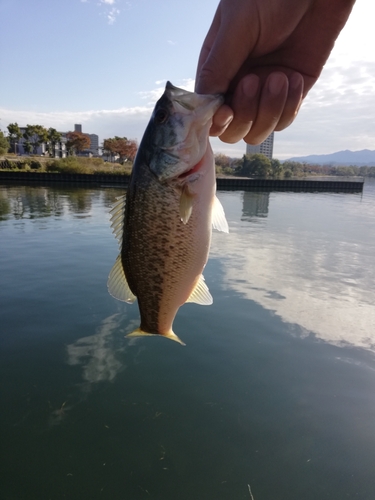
[212,195,229,233]
[107,255,136,303]
[179,184,195,224]
[186,275,213,305]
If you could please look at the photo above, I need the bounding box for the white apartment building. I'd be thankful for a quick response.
[15,128,67,158]
[246,132,274,160]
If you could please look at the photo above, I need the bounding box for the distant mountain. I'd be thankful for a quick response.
[286,149,375,166]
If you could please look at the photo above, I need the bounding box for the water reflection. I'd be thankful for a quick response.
[212,183,375,351]
[67,313,126,386]
[66,313,142,389]
[0,185,124,220]
[241,191,269,220]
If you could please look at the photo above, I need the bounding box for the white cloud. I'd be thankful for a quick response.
[107,7,120,24]
[0,105,153,143]
[274,59,375,159]
[178,78,195,92]
[1,50,373,161]
[138,79,195,105]
[138,86,165,105]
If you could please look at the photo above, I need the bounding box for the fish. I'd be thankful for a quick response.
[107,81,228,345]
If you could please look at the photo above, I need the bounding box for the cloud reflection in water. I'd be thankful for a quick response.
[66,313,140,386]
[211,189,375,351]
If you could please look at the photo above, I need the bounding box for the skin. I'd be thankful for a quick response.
[195,0,356,145]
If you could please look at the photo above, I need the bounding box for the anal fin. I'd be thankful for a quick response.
[186,275,213,305]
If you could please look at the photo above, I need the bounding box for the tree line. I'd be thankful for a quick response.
[0,123,137,162]
[1,125,374,177]
[215,153,375,178]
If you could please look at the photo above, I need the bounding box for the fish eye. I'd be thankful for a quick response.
[154,108,169,124]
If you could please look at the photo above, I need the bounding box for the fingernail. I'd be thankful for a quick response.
[268,73,287,95]
[219,116,233,128]
[243,75,259,98]
[290,72,303,91]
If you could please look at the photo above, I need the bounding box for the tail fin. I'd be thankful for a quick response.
[126,328,186,346]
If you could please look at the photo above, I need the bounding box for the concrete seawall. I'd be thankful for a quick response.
[0,171,364,192]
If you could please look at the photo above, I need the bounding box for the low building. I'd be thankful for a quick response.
[14,124,99,158]
[16,128,67,158]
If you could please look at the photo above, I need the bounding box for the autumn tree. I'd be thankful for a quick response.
[66,131,90,155]
[215,153,231,169]
[102,137,137,163]
[102,138,116,162]
[114,137,137,162]
[7,123,22,154]
[23,125,49,154]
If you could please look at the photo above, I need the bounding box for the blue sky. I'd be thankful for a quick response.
[1,0,374,159]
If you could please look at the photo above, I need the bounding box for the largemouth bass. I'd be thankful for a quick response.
[108,82,228,345]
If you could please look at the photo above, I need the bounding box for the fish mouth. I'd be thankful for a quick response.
[165,81,223,116]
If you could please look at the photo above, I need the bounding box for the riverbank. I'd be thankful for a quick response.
[0,171,364,192]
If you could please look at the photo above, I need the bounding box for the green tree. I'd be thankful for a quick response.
[46,128,62,157]
[282,160,304,177]
[235,154,271,178]
[359,166,368,177]
[24,141,33,155]
[0,130,10,155]
[7,123,22,154]
[270,158,283,178]
[23,124,48,154]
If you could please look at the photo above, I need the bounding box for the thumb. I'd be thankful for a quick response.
[195,0,258,95]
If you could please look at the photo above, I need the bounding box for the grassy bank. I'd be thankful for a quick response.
[0,155,133,176]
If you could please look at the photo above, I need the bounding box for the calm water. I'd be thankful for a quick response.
[1,180,375,500]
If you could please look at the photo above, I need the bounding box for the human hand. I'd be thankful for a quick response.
[195,0,355,144]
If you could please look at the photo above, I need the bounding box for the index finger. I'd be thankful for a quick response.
[195,0,259,95]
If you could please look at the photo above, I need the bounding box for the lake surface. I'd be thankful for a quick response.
[1,180,375,500]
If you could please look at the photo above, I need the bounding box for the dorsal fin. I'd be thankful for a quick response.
[212,195,229,233]
[185,275,213,305]
[107,255,136,303]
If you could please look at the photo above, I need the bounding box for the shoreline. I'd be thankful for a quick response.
[0,171,364,192]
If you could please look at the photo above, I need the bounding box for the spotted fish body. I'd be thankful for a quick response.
[108,82,228,344]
